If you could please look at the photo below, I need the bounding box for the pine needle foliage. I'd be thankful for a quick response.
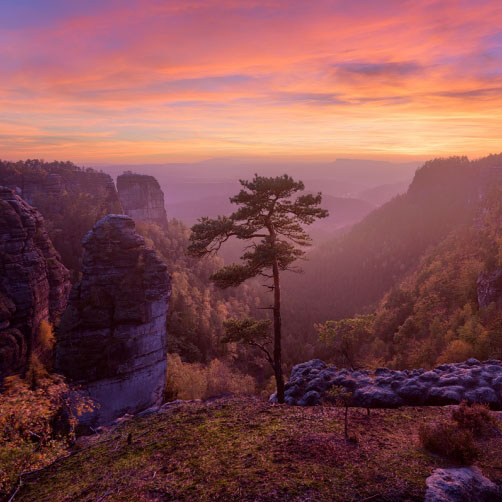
[188,174,328,402]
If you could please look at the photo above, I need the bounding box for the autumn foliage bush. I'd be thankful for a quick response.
[0,324,94,498]
[0,374,93,496]
[165,354,255,401]
[418,420,478,465]
[451,400,495,436]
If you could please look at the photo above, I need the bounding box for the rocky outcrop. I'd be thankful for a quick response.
[0,187,71,379]
[55,214,171,425]
[477,269,502,308]
[271,358,502,409]
[425,467,501,502]
[1,164,123,214]
[24,170,122,213]
[117,173,168,227]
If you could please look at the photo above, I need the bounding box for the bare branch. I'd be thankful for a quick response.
[248,340,274,367]
[261,284,274,291]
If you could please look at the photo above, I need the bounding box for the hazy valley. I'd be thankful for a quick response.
[1,155,502,501]
[3,1,502,499]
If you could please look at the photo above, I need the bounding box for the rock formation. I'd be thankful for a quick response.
[25,170,122,213]
[271,358,502,409]
[0,187,71,380]
[477,269,502,308]
[117,173,168,227]
[425,467,501,502]
[0,163,123,214]
[55,214,171,425]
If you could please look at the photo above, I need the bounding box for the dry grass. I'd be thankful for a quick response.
[164,354,256,400]
[418,421,478,465]
[15,397,502,502]
[451,400,496,436]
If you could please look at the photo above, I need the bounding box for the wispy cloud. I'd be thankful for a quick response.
[335,61,424,78]
[0,0,501,161]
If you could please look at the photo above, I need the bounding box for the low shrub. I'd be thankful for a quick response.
[451,400,495,436]
[165,354,256,401]
[206,359,255,397]
[418,420,478,465]
[0,373,93,497]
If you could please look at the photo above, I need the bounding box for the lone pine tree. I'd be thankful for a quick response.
[188,174,328,403]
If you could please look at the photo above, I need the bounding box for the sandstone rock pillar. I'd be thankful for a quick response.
[56,214,171,425]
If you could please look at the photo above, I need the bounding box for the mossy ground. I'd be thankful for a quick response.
[16,397,502,502]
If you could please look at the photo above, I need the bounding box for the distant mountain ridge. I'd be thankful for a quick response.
[355,180,410,206]
[98,158,417,206]
[97,157,418,185]
[166,192,375,229]
[99,158,416,241]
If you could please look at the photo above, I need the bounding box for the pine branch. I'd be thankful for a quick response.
[248,340,275,368]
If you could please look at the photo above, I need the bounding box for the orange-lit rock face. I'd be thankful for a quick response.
[56,214,171,425]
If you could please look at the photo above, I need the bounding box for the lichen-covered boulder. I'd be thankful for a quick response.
[271,358,502,409]
[56,215,171,425]
[425,467,501,502]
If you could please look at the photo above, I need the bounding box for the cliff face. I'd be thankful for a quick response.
[23,170,122,214]
[56,214,171,425]
[0,187,71,380]
[477,270,502,308]
[117,173,168,227]
[0,161,122,214]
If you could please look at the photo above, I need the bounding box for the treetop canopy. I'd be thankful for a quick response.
[188,174,329,260]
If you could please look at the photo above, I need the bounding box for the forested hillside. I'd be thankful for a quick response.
[281,155,502,366]
[3,156,502,376]
[0,160,270,382]
[338,181,502,369]
[136,221,268,372]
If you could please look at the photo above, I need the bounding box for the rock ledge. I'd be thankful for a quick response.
[271,358,502,409]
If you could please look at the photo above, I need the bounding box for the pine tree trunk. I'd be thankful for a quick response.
[272,258,285,403]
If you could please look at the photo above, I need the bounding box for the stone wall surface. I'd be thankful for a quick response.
[56,214,171,425]
[13,170,123,213]
[425,467,501,502]
[477,269,502,308]
[271,358,502,409]
[0,187,71,379]
[117,173,168,227]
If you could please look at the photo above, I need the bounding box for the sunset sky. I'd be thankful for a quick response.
[1,0,502,163]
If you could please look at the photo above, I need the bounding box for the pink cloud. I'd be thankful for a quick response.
[0,0,501,162]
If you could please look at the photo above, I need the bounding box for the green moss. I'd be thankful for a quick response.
[16,398,502,502]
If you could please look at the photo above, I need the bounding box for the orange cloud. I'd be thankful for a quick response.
[0,0,501,162]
